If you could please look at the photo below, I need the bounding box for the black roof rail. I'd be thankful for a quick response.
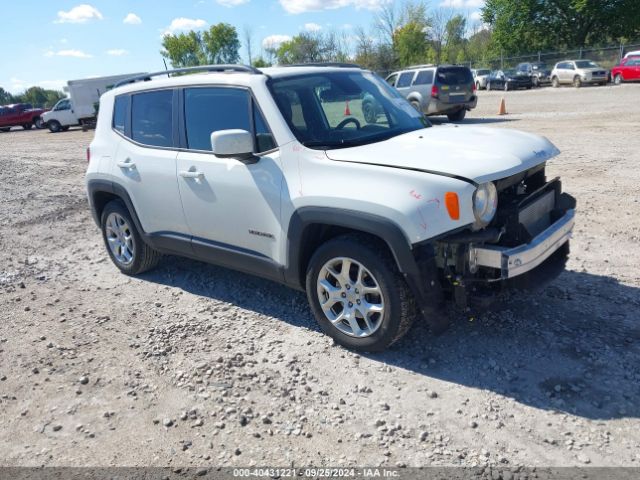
[282,62,362,69]
[113,64,262,88]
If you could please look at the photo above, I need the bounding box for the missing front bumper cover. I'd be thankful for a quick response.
[470,209,575,280]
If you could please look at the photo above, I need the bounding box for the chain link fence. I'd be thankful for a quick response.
[469,42,640,70]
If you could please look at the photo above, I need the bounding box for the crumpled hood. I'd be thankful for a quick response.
[325,125,560,184]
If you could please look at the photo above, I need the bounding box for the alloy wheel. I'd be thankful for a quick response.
[316,257,385,338]
[105,212,135,265]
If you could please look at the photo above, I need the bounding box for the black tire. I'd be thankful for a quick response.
[410,100,422,113]
[23,123,33,130]
[305,234,416,352]
[48,120,62,133]
[61,126,70,131]
[532,76,539,87]
[573,76,582,88]
[362,101,377,124]
[100,200,162,275]
[34,117,44,129]
[552,77,559,88]
[447,109,466,122]
[614,74,623,85]
[0,127,10,132]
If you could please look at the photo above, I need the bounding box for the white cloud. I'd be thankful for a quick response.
[123,13,142,25]
[55,4,103,24]
[304,22,322,32]
[106,49,129,56]
[439,0,485,8]
[163,17,208,35]
[470,11,483,22]
[262,34,292,49]
[279,0,390,14]
[7,78,67,94]
[45,49,93,58]
[216,0,250,6]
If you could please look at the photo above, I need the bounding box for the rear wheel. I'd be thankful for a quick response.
[573,76,582,88]
[100,200,162,275]
[48,120,62,133]
[410,100,422,114]
[306,234,416,352]
[22,123,33,130]
[34,117,44,129]
[447,109,466,122]
[614,73,623,85]
[0,127,10,132]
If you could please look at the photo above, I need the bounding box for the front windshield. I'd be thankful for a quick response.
[575,60,599,69]
[269,71,430,150]
[476,69,490,75]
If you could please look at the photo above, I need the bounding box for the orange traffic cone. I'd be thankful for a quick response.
[344,101,351,116]
[498,97,507,115]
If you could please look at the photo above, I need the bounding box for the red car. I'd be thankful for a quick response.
[612,56,640,84]
[0,103,46,131]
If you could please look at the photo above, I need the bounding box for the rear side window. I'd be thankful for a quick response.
[131,90,173,148]
[436,67,473,85]
[112,96,127,134]
[385,74,398,86]
[396,72,415,88]
[413,70,434,85]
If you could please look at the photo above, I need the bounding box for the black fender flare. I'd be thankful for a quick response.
[285,207,443,319]
[87,179,146,237]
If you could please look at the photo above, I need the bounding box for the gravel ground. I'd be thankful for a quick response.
[1,84,639,468]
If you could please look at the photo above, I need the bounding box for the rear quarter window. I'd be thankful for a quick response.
[112,96,127,134]
[413,70,434,85]
[131,90,174,148]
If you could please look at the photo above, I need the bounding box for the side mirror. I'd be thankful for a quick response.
[211,129,258,164]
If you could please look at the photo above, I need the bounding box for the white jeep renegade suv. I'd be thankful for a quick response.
[86,64,575,352]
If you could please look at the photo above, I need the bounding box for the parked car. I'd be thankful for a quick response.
[471,68,491,90]
[87,63,575,352]
[550,60,608,87]
[486,69,533,91]
[42,73,144,132]
[385,65,477,122]
[516,62,551,87]
[611,56,640,84]
[0,103,46,131]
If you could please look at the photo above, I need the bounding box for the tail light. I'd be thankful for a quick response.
[86,147,91,163]
[431,85,439,98]
[472,82,477,93]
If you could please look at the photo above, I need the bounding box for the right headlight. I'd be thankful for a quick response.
[472,182,498,229]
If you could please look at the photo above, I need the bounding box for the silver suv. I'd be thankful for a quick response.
[385,65,477,122]
[550,60,609,87]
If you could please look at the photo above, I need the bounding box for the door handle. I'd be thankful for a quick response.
[117,159,136,169]
[179,170,205,179]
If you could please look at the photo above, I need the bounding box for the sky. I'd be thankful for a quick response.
[0,0,485,94]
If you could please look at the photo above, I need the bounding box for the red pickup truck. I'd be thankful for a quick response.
[0,103,47,131]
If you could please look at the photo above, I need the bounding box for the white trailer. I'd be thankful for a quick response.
[42,73,145,132]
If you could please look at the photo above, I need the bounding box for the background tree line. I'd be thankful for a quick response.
[0,86,66,109]
[160,0,637,72]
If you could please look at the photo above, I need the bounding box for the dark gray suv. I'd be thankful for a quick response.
[385,65,477,121]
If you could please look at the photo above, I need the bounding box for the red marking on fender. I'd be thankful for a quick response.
[425,197,441,208]
[417,207,428,231]
[409,190,423,200]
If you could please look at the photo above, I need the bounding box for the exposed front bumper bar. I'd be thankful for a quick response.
[470,209,575,280]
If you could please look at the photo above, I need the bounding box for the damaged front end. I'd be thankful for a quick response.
[435,165,576,308]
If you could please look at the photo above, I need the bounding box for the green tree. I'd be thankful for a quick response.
[276,33,324,64]
[0,87,16,105]
[483,0,640,54]
[252,56,271,68]
[444,14,467,63]
[393,21,429,66]
[202,23,240,64]
[161,23,241,68]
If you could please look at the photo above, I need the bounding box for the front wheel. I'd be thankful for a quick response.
[504,82,510,91]
[614,74,623,85]
[22,123,33,130]
[306,235,416,352]
[363,102,377,124]
[551,77,560,88]
[447,109,466,122]
[573,76,582,88]
[532,77,539,87]
[48,120,62,133]
[101,200,162,275]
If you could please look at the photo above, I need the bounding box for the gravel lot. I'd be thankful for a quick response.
[1,84,639,469]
